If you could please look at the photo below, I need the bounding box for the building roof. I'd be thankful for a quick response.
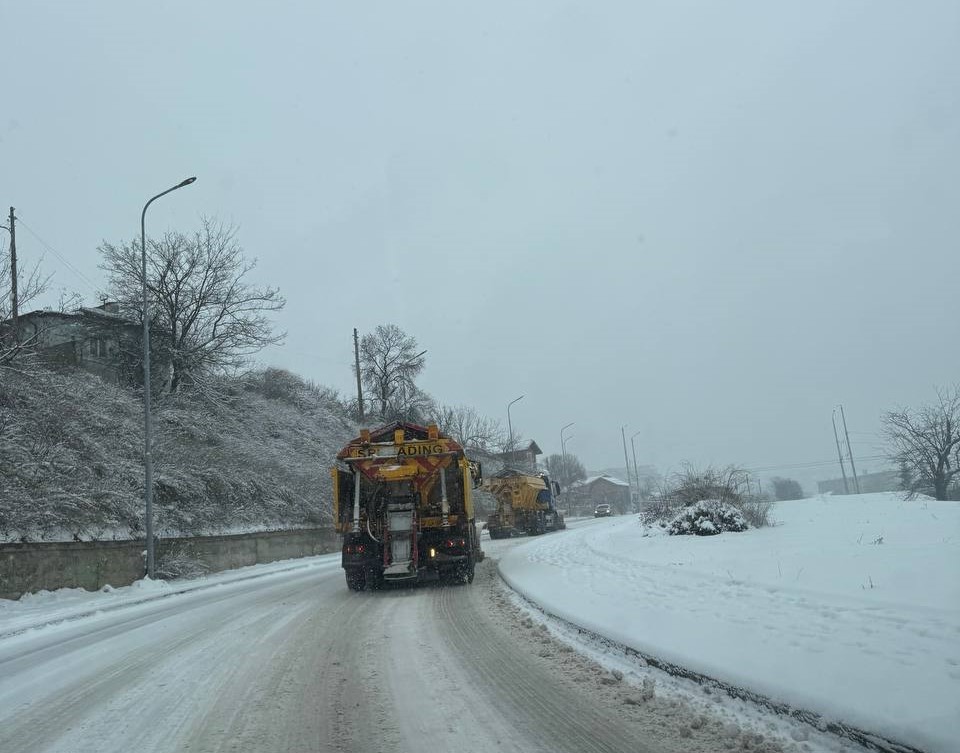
[493,440,542,459]
[15,302,137,326]
[79,306,134,323]
[577,474,630,488]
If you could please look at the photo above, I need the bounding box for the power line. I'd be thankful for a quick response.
[14,217,100,295]
[746,454,887,474]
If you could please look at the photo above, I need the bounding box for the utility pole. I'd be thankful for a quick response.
[832,408,850,494]
[353,328,365,423]
[630,430,642,510]
[7,207,17,341]
[839,404,861,494]
[620,425,633,510]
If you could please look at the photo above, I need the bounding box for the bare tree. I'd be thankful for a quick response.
[882,386,960,501]
[543,452,586,490]
[381,379,432,424]
[99,218,285,392]
[771,477,804,501]
[0,252,51,364]
[358,324,426,419]
[663,463,749,507]
[428,403,504,452]
[644,463,771,526]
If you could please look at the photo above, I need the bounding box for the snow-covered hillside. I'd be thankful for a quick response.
[499,493,960,753]
[0,366,356,542]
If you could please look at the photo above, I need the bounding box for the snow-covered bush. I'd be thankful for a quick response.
[643,464,773,529]
[668,499,748,536]
[739,496,772,528]
[155,545,210,580]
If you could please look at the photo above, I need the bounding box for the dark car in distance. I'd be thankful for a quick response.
[594,503,612,518]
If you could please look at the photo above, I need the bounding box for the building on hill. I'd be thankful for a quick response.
[817,469,900,496]
[492,440,542,473]
[568,474,632,515]
[7,301,168,387]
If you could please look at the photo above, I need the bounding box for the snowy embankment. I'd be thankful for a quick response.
[498,493,960,753]
[0,553,340,638]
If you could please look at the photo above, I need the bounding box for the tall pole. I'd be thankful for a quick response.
[7,207,17,341]
[560,421,574,489]
[832,408,850,494]
[142,177,197,579]
[353,328,365,422]
[620,424,632,510]
[839,404,861,494]
[507,395,524,452]
[630,430,642,508]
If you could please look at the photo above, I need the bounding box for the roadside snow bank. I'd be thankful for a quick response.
[0,553,340,638]
[499,493,960,753]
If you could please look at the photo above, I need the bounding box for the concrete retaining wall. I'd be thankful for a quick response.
[0,528,339,600]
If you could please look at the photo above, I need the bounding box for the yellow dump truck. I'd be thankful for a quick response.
[483,469,566,539]
[332,421,484,590]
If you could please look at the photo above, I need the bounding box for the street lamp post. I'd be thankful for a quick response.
[560,421,574,488]
[506,395,524,451]
[142,177,196,579]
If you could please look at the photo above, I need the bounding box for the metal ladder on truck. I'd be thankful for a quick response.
[382,499,418,580]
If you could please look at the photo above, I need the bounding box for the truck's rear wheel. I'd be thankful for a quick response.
[345,569,365,591]
[460,557,475,584]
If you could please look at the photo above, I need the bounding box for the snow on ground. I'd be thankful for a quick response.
[0,553,341,638]
[498,493,960,753]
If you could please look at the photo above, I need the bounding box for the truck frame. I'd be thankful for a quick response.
[332,422,484,590]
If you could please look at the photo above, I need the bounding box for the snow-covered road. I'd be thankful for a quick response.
[5,508,940,753]
[1,535,727,753]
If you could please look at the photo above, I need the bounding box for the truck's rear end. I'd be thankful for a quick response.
[484,470,566,538]
[332,422,484,590]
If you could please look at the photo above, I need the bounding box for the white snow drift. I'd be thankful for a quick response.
[499,493,960,753]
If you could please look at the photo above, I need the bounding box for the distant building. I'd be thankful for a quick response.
[492,440,542,473]
[569,474,632,515]
[817,470,900,496]
[8,302,167,387]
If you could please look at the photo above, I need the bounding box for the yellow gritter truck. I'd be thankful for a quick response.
[332,421,484,590]
[483,469,566,539]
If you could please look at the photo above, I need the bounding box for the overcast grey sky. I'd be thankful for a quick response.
[3,1,958,479]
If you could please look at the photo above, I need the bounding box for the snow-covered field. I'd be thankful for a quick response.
[499,493,960,753]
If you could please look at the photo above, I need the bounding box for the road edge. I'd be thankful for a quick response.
[497,561,927,753]
[0,555,339,640]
